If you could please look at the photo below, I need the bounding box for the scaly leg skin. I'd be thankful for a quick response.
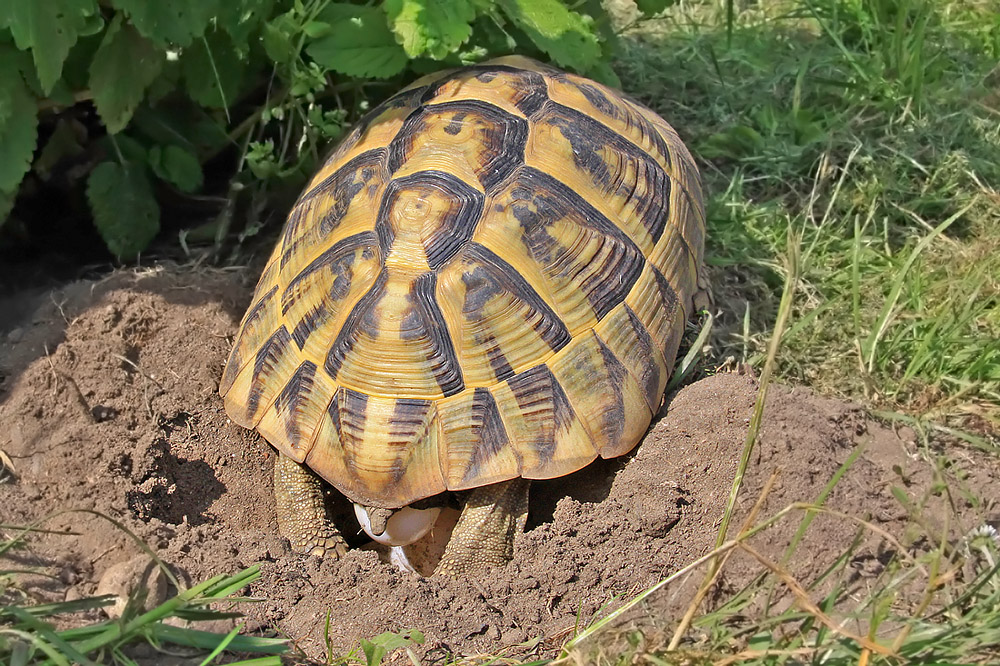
[273,452,348,558]
[433,478,530,577]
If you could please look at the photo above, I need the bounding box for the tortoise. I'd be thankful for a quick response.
[220,55,707,576]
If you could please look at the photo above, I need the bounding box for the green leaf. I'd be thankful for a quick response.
[634,0,676,16]
[87,161,160,259]
[586,60,621,88]
[315,3,372,24]
[89,16,165,134]
[0,53,39,195]
[182,30,246,110]
[216,0,276,48]
[496,0,601,71]
[110,0,218,47]
[306,5,408,79]
[109,133,149,165]
[385,0,476,59]
[0,83,10,131]
[0,0,100,94]
[262,11,299,65]
[149,145,203,193]
[130,105,230,156]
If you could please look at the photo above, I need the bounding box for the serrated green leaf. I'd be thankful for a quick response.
[303,21,333,39]
[89,16,165,134]
[635,0,676,17]
[385,0,476,59]
[0,0,100,94]
[54,49,95,99]
[496,0,601,71]
[149,145,203,193]
[182,30,246,110]
[110,0,218,47]
[0,56,38,195]
[87,161,160,259]
[306,5,408,79]
[262,11,299,65]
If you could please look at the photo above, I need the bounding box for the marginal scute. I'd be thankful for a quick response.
[622,95,705,218]
[625,263,684,367]
[223,325,301,431]
[491,364,598,479]
[220,56,706,508]
[594,303,669,414]
[220,239,284,397]
[255,360,331,462]
[648,224,697,321]
[305,389,446,507]
[548,331,654,459]
[438,387,519,489]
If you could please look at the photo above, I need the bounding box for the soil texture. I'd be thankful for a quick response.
[1,267,997,662]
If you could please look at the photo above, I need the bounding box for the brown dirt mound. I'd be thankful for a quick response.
[1,267,997,662]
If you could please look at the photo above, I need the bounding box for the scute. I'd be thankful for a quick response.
[220,56,705,508]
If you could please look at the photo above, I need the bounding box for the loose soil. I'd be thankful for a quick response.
[1,266,997,663]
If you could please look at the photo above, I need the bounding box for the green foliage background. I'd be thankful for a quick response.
[0,0,671,259]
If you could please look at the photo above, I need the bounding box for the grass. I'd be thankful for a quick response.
[614,0,1000,431]
[0,515,287,665]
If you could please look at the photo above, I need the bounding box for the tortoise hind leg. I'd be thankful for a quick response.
[433,478,530,576]
[273,452,348,558]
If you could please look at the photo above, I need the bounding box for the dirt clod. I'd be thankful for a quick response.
[95,555,170,619]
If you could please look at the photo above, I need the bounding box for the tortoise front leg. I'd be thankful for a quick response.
[433,478,530,576]
[273,452,348,558]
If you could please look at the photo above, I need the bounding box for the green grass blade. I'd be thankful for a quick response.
[863,201,975,372]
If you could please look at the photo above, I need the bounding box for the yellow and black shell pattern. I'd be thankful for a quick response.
[220,55,706,508]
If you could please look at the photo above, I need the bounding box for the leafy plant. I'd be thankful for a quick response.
[0,0,671,260]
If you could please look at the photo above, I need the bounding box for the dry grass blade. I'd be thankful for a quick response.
[666,470,781,650]
[737,542,897,657]
[666,227,802,651]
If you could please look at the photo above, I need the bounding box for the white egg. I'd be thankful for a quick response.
[354,504,442,546]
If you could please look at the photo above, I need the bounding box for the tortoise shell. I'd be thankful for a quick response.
[220,56,706,509]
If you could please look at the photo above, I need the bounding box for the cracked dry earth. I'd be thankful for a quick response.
[1,266,997,662]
